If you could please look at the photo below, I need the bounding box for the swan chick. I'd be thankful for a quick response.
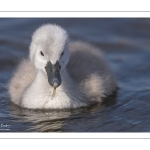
[9,24,117,109]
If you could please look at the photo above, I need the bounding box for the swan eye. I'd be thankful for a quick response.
[40,51,44,56]
[61,51,64,56]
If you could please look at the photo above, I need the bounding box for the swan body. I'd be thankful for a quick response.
[9,24,117,109]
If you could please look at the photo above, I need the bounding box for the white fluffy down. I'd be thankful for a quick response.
[9,24,117,109]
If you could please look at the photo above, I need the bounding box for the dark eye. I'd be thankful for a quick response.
[61,51,64,56]
[40,51,44,56]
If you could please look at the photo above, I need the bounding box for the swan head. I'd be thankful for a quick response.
[29,24,69,88]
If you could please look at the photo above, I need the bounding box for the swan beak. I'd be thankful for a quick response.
[45,61,61,88]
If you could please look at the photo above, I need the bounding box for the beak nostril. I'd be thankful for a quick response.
[59,65,61,69]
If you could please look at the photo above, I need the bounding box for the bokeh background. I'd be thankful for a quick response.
[0,18,150,132]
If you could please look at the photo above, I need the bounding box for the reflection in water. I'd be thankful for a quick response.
[10,92,117,132]
[10,104,71,132]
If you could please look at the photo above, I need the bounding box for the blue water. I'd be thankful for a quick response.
[1,18,150,132]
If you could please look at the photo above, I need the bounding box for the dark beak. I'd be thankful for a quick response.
[45,61,61,88]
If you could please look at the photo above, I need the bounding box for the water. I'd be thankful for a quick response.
[1,18,150,132]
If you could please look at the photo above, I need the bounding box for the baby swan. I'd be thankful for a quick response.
[9,24,117,109]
